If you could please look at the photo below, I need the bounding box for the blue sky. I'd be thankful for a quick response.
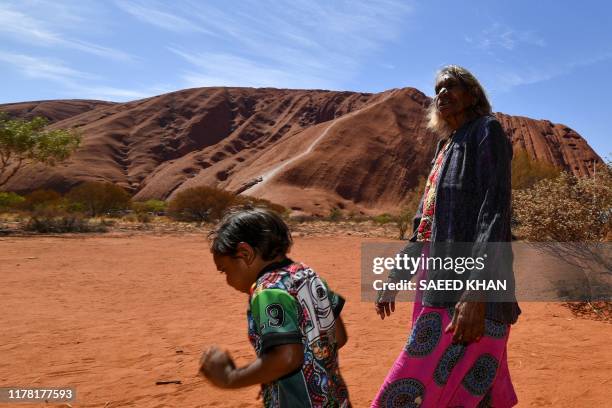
[1,0,610,157]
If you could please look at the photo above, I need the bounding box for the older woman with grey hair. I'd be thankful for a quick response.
[372,65,520,407]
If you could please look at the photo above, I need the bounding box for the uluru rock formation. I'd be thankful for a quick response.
[0,87,602,215]
[0,99,114,123]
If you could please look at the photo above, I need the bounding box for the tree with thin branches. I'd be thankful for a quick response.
[0,113,81,189]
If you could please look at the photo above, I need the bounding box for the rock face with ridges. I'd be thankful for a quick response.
[0,100,115,123]
[496,113,600,176]
[0,87,602,215]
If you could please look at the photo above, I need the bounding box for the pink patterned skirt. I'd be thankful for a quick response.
[372,250,518,407]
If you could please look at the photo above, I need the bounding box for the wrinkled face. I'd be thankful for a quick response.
[434,74,474,120]
[213,252,254,294]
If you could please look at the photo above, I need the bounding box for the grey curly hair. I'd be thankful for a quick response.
[426,65,492,137]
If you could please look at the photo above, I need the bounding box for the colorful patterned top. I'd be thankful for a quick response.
[416,138,453,242]
[247,258,350,408]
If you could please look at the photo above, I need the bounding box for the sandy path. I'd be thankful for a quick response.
[248,121,334,195]
[0,234,610,407]
[248,98,372,195]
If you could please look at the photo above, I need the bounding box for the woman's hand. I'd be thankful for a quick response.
[375,300,395,320]
[199,346,236,388]
[445,301,485,344]
[375,287,398,319]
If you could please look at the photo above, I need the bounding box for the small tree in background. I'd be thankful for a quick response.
[168,186,235,222]
[20,189,63,211]
[231,194,287,216]
[511,150,561,190]
[0,113,81,188]
[168,186,286,223]
[66,182,131,217]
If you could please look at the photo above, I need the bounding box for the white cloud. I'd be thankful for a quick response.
[0,50,164,102]
[0,7,62,44]
[0,51,97,83]
[170,49,334,89]
[0,3,132,61]
[114,0,214,35]
[1,0,415,99]
[491,51,612,92]
[161,0,413,89]
[72,86,152,100]
[468,23,546,51]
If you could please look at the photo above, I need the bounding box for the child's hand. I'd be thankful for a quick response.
[198,346,236,388]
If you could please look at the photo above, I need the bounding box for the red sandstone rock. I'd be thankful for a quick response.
[0,87,602,214]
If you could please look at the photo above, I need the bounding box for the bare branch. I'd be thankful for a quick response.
[0,158,24,188]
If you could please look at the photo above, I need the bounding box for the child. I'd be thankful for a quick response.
[199,206,351,408]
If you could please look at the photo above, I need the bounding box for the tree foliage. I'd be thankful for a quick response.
[231,194,287,216]
[168,186,286,222]
[0,113,81,188]
[66,182,131,217]
[168,186,237,222]
[0,191,25,210]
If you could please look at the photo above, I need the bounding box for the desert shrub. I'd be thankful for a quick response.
[512,150,561,190]
[132,199,167,215]
[346,211,368,222]
[168,187,287,222]
[124,214,137,223]
[397,176,427,239]
[513,164,611,241]
[289,214,320,223]
[373,213,395,224]
[0,191,25,210]
[24,208,107,233]
[328,207,342,222]
[396,209,412,240]
[137,212,152,223]
[19,189,63,211]
[230,195,287,216]
[513,162,611,316]
[168,186,235,222]
[66,182,131,217]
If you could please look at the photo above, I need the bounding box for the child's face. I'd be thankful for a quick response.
[213,245,259,294]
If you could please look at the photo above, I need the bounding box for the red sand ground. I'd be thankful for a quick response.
[1,234,610,407]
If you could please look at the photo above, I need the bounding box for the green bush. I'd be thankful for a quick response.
[66,182,131,217]
[0,191,25,210]
[132,199,167,215]
[328,207,342,222]
[372,213,395,224]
